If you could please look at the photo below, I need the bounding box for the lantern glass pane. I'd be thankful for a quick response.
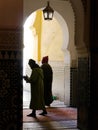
[49,13,53,19]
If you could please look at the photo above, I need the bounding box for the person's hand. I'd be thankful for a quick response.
[23,75,28,81]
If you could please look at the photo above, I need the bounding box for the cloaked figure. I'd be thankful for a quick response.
[41,56,53,107]
[23,59,47,117]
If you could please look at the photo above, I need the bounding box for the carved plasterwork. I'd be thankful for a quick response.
[0,29,23,51]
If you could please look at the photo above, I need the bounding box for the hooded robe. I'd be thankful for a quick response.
[41,56,53,106]
[28,67,45,110]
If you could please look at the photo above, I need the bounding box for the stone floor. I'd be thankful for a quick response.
[23,100,79,130]
[23,121,78,130]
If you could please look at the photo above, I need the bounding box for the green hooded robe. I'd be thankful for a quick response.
[28,68,45,110]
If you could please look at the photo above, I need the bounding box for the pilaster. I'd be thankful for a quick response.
[0,29,23,130]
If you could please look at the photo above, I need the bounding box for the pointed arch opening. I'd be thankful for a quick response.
[23,10,70,108]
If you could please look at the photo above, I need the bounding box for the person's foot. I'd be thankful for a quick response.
[27,113,36,118]
[39,110,47,115]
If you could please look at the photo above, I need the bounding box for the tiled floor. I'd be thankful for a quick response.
[23,100,79,130]
[23,120,78,130]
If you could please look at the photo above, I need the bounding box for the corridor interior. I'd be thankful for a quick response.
[23,9,77,129]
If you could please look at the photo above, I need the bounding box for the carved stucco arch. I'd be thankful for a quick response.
[69,0,89,58]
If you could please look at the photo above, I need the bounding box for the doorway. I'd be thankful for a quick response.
[23,10,71,108]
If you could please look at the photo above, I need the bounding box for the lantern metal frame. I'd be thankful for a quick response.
[43,1,54,20]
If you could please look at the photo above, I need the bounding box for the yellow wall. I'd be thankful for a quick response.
[33,10,42,62]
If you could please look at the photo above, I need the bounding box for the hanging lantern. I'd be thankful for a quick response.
[43,1,54,20]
